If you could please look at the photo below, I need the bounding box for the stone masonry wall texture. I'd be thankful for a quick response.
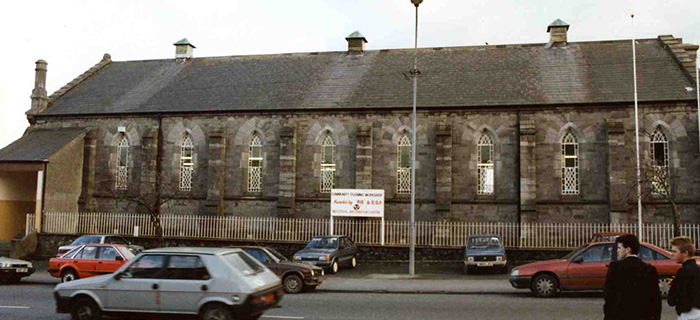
[29,101,700,224]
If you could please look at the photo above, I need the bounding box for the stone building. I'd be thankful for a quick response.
[1,20,699,239]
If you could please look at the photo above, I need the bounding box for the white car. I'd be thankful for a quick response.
[54,247,283,320]
[0,257,34,283]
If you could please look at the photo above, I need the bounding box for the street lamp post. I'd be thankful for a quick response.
[409,0,422,277]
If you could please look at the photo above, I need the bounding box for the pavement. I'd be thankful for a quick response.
[25,259,520,295]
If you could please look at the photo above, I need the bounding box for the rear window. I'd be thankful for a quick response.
[467,236,502,249]
[222,252,265,275]
[71,235,102,245]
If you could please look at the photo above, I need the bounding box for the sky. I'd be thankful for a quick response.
[1,0,698,149]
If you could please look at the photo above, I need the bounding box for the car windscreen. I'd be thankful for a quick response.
[267,248,288,262]
[562,244,588,260]
[467,236,501,249]
[223,252,265,276]
[71,235,102,246]
[305,237,338,249]
[118,246,136,260]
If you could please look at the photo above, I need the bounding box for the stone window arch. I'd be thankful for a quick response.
[561,131,579,195]
[179,134,194,191]
[116,134,130,190]
[650,127,670,195]
[397,132,412,194]
[477,131,494,195]
[248,134,263,192]
[320,133,336,193]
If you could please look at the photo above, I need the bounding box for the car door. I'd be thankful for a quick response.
[103,254,167,313]
[75,245,100,278]
[159,255,212,314]
[95,246,125,275]
[245,248,277,273]
[565,244,612,289]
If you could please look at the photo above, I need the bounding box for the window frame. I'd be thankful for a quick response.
[247,135,263,193]
[180,135,195,191]
[320,134,336,193]
[116,135,130,190]
[561,132,579,195]
[397,134,412,195]
[477,132,495,195]
[650,129,670,195]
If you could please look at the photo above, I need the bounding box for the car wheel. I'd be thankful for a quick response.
[283,274,304,294]
[200,303,233,320]
[62,269,79,283]
[531,274,559,298]
[71,297,102,320]
[350,256,357,269]
[659,276,674,299]
[329,259,339,274]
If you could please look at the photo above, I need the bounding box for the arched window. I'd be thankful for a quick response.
[320,134,336,193]
[116,135,129,190]
[561,132,579,195]
[397,134,412,194]
[650,128,669,194]
[180,134,194,191]
[477,132,494,195]
[248,134,263,192]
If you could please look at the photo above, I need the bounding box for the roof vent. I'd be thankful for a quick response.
[546,19,569,48]
[345,31,367,54]
[174,38,195,60]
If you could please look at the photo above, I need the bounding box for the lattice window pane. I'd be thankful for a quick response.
[248,135,263,192]
[650,129,669,195]
[116,136,129,190]
[180,135,194,191]
[561,132,579,195]
[478,165,494,194]
[321,168,335,193]
[397,135,412,194]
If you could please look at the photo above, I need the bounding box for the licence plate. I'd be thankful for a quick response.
[477,262,493,267]
[16,268,28,273]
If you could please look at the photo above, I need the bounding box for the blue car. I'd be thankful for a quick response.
[464,234,508,274]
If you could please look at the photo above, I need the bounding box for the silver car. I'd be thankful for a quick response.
[0,257,35,283]
[54,247,283,320]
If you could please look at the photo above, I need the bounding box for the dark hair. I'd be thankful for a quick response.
[670,237,696,257]
[615,234,640,255]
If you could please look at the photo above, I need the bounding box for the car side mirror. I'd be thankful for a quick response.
[573,256,584,263]
[116,256,124,261]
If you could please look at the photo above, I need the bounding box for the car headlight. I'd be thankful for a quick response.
[0,263,9,268]
[293,255,301,260]
[496,256,503,262]
[467,257,474,262]
[27,263,33,269]
[511,269,519,277]
[321,269,325,276]
[319,256,330,261]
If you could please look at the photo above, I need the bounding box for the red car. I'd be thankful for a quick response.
[509,241,700,297]
[48,243,135,282]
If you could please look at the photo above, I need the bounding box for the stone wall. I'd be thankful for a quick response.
[30,101,700,224]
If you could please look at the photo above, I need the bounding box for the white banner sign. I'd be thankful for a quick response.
[330,189,385,218]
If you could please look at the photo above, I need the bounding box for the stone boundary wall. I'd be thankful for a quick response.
[32,234,571,263]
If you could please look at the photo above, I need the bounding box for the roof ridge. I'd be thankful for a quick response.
[46,54,112,105]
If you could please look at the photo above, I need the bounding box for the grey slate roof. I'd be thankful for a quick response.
[42,38,696,116]
[0,128,87,162]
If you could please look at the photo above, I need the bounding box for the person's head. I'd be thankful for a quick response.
[670,237,695,264]
[616,234,640,260]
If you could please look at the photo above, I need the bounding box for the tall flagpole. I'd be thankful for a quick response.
[632,14,643,239]
[409,0,423,277]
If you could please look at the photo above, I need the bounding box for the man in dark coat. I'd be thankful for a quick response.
[668,236,700,320]
[604,234,661,320]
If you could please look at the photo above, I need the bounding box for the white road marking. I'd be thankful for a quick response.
[0,306,30,309]
[261,316,305,319]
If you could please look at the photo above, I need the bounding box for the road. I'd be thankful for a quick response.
[0,264,681,320]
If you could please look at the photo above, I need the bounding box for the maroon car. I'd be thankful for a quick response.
[237,246,325,294]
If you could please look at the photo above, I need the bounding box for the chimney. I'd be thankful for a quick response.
[29,59,48,114]
[345,31,367,53]
[174,38,195,60]
[546,19,569,48]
